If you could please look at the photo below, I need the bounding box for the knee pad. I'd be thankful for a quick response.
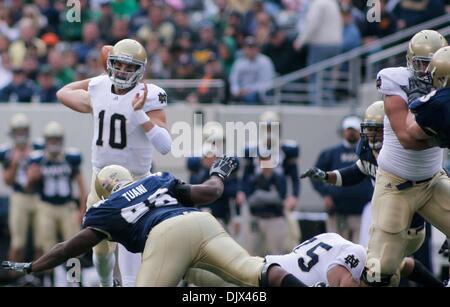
[404,225,426,256]
[367,227,409,276]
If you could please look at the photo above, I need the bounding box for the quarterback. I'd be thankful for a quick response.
[56,39,172,287]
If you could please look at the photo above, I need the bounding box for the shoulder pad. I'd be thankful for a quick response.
[143,84,167,112]
[32,139,45,150]
[187,157,202,172]
[65,148,82,165]
[281,140,299,158]
[29,150,44,162]
[377,67,410,101]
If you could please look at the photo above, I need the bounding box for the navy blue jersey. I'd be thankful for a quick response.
[243,140,300,197]
[83,172,199,253]
[0,141,44,192]
[409,88,450,140]
[28,149,82,204]
[355,140,378,181]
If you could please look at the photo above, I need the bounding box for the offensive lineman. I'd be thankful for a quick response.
[56,39,172,287]
[364,30,450,286]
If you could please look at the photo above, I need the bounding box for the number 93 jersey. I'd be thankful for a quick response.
[265,233,366,286]
[88,75,168,176]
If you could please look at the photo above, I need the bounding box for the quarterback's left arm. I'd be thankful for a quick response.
[2,228,104,274]
[132,83,172,154]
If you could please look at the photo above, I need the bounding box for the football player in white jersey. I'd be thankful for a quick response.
[56,39,172,287]
[363,30,450,287]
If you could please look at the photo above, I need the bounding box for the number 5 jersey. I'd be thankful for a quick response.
[265,233,366,286]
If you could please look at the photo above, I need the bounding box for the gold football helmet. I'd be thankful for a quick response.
[107,39,147,89]
[361,100,384,151]
[406,30,448,81]
[9,113,30,145]
[43,121,64,155]
[95,165,133,199]
[427,46,450,89]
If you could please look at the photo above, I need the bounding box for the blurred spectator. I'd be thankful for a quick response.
[85,49,105,77]
[107,18,130,45]
[111,0,139,18]
[197,55,225,103]
[172,53,197,101]
[47,49,75,85]
[218,37,237,78]
[22,50,40,80]
[96,0,115,42]
[73,23,100,64]
[244,0,267,36]
[35,0,60,34]
[262,26,305,75]
[293,0,342,104]
[0,7,19,41]
[254,11,274,46]
[229,36,275,104]
[360,0,397,41]
[341,7,362,52]
[138,4,175,45]
[228,0,254,14]
[0,52,13,90]
[310,116,373,243]
[390,0,446,30]
[210,0,229,38]
[9,0,24,25]
[193,22,218,64]
[0,68,35,103]
[0,34,10,53]
[129,0,152,34]
[173,11,197,43]
[36,65,60,103]
[8,18,47,68]
[22,4,48,36]
[41,32,60,50]
[149,46,174,79]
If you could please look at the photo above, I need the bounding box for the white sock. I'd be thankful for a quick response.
[93,252,115,287]
[118,244,141,287]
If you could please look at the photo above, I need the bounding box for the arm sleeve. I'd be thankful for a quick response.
[337,163,367,186]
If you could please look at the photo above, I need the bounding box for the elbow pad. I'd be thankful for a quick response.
[145,125,172,154]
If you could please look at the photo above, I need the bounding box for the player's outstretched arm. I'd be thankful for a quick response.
[174,157,238,206]
[57,79,92,113]
[2,228,104,274]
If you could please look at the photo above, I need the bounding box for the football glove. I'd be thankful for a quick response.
[209,156,238,181]
[300,167,328,182]
[2,261,32,273]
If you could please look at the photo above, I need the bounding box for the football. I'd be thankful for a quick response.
[101,45,113,71]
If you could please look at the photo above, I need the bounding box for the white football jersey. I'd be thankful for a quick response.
[265,233,366,286]
[88,75,168,176]
[376,67,443,181]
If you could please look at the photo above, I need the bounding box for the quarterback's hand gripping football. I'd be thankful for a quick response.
[209,156,238,181]
[300,167,328,182]
[1,261,32,273]
[132,82,148,111]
